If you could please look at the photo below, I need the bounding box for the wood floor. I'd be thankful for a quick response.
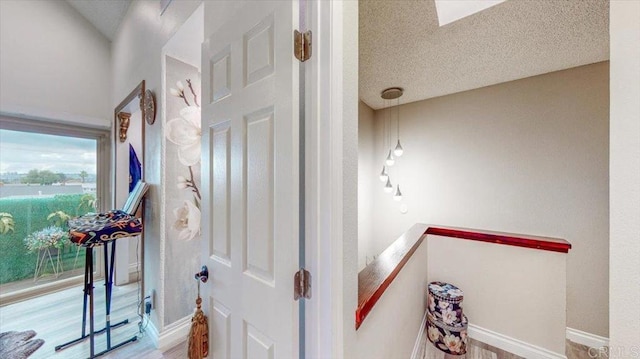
[0,280,185,359]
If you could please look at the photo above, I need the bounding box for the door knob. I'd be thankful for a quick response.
[195,266,209,283]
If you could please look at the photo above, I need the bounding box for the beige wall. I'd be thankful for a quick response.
[609,0,640,354]
[359,62,610,337]
[0,0,111,127]
[356,235,429,359]
[428,235,567,356]
[358,101,375,270]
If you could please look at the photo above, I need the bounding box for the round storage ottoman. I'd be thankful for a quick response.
[426,281,468,355]
[428,281,464,322]
[426,311,468,355]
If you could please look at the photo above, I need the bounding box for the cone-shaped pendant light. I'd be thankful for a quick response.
[384,177,394,193]
[394,140,404,157]
[393,185,402,201]
[379,166,389,182]
[385,150,395,166]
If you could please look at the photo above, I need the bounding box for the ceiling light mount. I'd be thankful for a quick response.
[381,87,404,100]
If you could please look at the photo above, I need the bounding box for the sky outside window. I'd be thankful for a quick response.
[0,129,96,176]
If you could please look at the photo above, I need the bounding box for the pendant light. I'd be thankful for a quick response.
[380,87,405,198]
[384,177,394,193]
[393,185,402,201]
[393,92,404,157]
[382,88,403,167]
[382,88,404,160]
[379,166,389,182]
[394,140,404,157]
[385,150,395,166]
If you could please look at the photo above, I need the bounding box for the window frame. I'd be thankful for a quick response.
[0,115,112,305]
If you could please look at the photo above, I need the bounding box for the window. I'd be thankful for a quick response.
[0,116,110,302]
[434,0,506,26]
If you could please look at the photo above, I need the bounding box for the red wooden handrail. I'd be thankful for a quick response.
[356,223,428,329]
[425,226,571,253]
[355,224,571,329]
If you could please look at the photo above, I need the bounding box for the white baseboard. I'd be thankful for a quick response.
[566,327,609,349]
[128,262,141,283]
[468,323,567,359]
[412,317,607,359]
[147,315,191,352]
[410,310,429,359]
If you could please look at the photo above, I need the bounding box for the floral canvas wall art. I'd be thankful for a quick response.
[164,56,202,325]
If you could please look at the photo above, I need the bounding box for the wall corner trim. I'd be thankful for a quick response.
[410,309,429,359]
[467,323,567,359]
[147,314,191,352]
[566,327,609,349]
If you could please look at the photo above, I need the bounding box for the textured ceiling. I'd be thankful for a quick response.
[66,0,131,40]
[360,0,609,109]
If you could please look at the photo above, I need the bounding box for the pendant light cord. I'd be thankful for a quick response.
[396,97,400,140]
[382,98,386,156]
[386,98,390,152]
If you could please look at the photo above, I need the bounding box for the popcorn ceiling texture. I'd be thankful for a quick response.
[359,0,609,109]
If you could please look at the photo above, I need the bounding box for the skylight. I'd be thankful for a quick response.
[434,0,506,26]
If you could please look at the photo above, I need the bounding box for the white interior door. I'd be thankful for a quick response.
[201,1,299,358]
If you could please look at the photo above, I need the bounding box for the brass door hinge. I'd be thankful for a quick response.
[294,268,311,300]
[294,30,312,62]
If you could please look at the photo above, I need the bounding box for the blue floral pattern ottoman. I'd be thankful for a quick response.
[428,281,464,322]
[427,311,468,355]
[426,281,468,355]
[68,210,143,247]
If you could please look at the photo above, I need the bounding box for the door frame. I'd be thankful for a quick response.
[304,1,358,358]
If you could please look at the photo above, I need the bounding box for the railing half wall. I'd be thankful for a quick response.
[356,224,571,358]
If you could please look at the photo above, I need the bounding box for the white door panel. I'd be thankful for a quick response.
[202,1,299,358]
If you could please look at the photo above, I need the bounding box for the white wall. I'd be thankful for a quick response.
[360,62,610,337]
[0,0,111,128]
[358,101,375,270]
[111,0,201,334]
[609,0,640,355]
[342,1,360,358]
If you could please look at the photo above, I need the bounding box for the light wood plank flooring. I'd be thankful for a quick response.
[0,281,185,359]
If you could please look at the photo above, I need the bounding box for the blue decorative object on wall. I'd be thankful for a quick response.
[129,144,142,193]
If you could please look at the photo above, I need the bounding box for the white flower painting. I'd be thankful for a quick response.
[173,200,201,241]
[167,77,202,242]
[166,106,201,167]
